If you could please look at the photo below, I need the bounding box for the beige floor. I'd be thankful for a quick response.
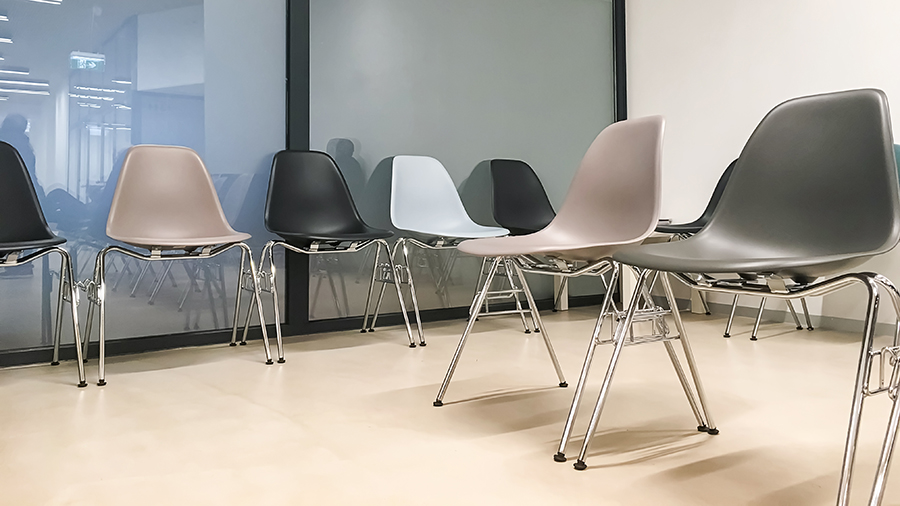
[1,308,899,505]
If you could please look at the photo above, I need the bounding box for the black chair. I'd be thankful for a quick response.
[490,159,556,235]
[570,89,900,505]
[252,150,419,352]
[657,160,813,338]
[0,141,86,387]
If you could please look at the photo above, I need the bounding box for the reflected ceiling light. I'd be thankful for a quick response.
[112,103,131,110]
[111,79,131,85]
[0,78,47,87]
[0,38,12,44]
[74,85,124,94]
[28,0,63,5]
[0,87,48,95]
[69,93,113,101]
[0,96,8,101]
[0,15,9,22]
[77,102,101,109]
[0,68,28,75]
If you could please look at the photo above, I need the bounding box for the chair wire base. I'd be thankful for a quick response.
[2,247,87,387]
[78,242,274,386]
[555,266,717,469]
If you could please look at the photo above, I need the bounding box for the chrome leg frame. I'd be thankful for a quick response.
[433,257,567,407]
[751,297,766,341]
[5,247,87,387]
[554,262,620,462]
[724,294,739,337]
[667,271,900,506]
[801,297,815,330]
[80,242,273,386]
[569,270,717,471]
[468,257,535,333]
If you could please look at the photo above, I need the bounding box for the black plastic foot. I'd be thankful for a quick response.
[277,358,286,364]
[360,329,367,334]
[707,428,720,435]
[723,333,730,338]
[147,302,155,306]
[229,342,237,347]
[705,312,711,315]
[559,382,568,388]
[524,329,531,334]
[83,359,88,364]
[553,452,567,463]
[77,381,87,388]
[750,336,758,341]
[239,341,247,346]
[807,326,814,331]
[265,359,274,365]
[419,342,426,347]
[433,400,443,407]
[796,325,803,330]
[552,309,558,312]
[368,328,375,333]
[51,361,59,366]
[409,343,417,348]
[698,425,709,433]
[97,379,106,386]
[573,460,587,471]
[535,328,541,333]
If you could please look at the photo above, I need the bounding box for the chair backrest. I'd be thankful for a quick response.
[490,159,556,235]
[0,141,57,246]
[540,115,665,244]
[692,158,738,228]
[698,89,900,256]
[106,145,239,245]
[391,155,485,233]
[265,150,371,237]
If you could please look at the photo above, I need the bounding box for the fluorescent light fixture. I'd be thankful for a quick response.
[112,104,131,110]
[0,78,46,87]
[0,96,8,101]
[28,0,63,5]
[0,15,9,22]
[111,79,131,85]
[77,102,101,109]
[74,85,124,94]
[0,38,12,44]
[0,57,6,61]
[0,87,48,95]
[0,68,28,75]
[69,93,113,101]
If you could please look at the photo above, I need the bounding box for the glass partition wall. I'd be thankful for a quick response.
[0,0,620,363]
[0,0,285,361]
[307,0,618,321]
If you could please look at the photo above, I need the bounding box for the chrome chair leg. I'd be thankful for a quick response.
[837,276,880,506]
[382,240,419,346]
[786,299,804,330]
[400,240,425,346]
[60,250,87,387]
[434,257,501,406]
[723,294,739,338]
[360,242,380,333]
[698,291,712,315]
[801,298,814,330]
[239,243,273,364]
[97,249,109,386]
[129,261,151,297]
[751,297,766,341]
[265,243,285,363]
[661,272,717,433]
[51,255,67,366]
[573,268,651,470]
[229,248,248,346]
[514,262,566,387]
[555,262,619,463]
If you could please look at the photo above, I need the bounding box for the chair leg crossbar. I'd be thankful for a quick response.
[554,266,718,469]
[433,257,567,407]
[470,257,539,334]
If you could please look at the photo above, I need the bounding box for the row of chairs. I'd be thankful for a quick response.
[430,89,900,506]
[0,139,566,387]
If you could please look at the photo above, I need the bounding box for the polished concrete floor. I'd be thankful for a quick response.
[1,308,899,505]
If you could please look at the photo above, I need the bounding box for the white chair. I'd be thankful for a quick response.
[367,156,509,344]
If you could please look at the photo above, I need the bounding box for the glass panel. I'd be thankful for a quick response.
[309,0,615,319]
[0,0,285,351]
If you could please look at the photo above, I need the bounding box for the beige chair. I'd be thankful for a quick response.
[80,145,276,386]
[433,116,669,414]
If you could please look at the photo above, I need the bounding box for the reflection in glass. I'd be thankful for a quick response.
[0,0,285,352]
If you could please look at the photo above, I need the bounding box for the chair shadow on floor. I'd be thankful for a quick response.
[565,422,710,468]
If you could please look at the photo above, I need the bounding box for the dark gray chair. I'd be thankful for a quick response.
[565,89,900,506]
